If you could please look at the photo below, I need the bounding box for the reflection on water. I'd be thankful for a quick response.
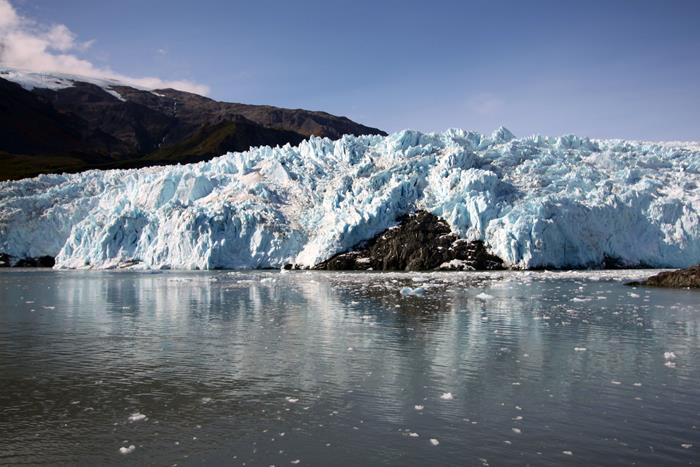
[0,270,698,466]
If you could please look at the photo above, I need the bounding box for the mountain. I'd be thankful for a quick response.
[1,128,698,270]
[0,69,385,180]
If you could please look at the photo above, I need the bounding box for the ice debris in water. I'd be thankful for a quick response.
[475,292,494,300]
[563,451,573,456]
[2,129,699,270]
[414,405,424,411]
[440,392,454,400]
[119,445,136,455]
[430,438,440,446]
[285,397,299,403]
[574,347,587,352]
[664,352,678,368]
[128,412,147,422]
[400,287,425,297]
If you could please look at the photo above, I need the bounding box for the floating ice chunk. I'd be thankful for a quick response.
[400,287,425,297]
[128,412,147,422]
[629,292,640,298]
[285,397,299,403]
[681,444,693,449]
[563,450,573,456]
[665,361,677,368]
[574,347,587,352]
[119,445,136,454]
[611,380,622,385]
[440,392,454,400]
[291,460,300,464]
[430,438,440,446]
[475,292,494,300]
[409,432,419,438]
[664,351,677,360]
[201,397,212,404]
[414,404,424,411]
[512,428,521,434]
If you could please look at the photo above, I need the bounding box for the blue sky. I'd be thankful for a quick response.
[6,0,700,140]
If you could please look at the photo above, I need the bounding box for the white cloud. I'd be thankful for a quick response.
[0,0,209,94]
[0,0,19,29]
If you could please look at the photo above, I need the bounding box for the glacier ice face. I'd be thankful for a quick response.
[1,128,699,270]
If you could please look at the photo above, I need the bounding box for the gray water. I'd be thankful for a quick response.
[0,270,698,466]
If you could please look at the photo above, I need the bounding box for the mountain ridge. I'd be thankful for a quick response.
[0,69,385,180]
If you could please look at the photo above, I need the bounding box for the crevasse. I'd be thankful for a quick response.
[1,128,699,270]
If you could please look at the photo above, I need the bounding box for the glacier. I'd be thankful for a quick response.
[1,127,699,270]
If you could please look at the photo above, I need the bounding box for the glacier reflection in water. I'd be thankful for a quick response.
[0,270,698,466]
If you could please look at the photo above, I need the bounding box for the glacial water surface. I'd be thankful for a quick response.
[0,270,698,466]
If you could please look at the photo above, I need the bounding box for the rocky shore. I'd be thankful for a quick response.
[0,253,55,267]
[629,265,700,288]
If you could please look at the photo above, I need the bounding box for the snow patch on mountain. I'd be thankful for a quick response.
[1,128,699,270]
[1,68,139,100]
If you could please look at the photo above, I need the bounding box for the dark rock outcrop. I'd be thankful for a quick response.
[0,253,55,268]
[314,211,504,271]
[628,265,700,288]
[0,72,386,181]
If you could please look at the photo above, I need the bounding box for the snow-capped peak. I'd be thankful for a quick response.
[0,67,148,101]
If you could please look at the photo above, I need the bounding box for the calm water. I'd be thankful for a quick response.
[0,270,698,466]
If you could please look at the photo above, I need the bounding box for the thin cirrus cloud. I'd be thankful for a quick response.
[468,93,506,116]
[0,0,209,94]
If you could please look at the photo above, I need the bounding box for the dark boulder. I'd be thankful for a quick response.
[314,211,504,271]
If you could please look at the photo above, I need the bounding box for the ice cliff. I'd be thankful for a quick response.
[1,128,699,270]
